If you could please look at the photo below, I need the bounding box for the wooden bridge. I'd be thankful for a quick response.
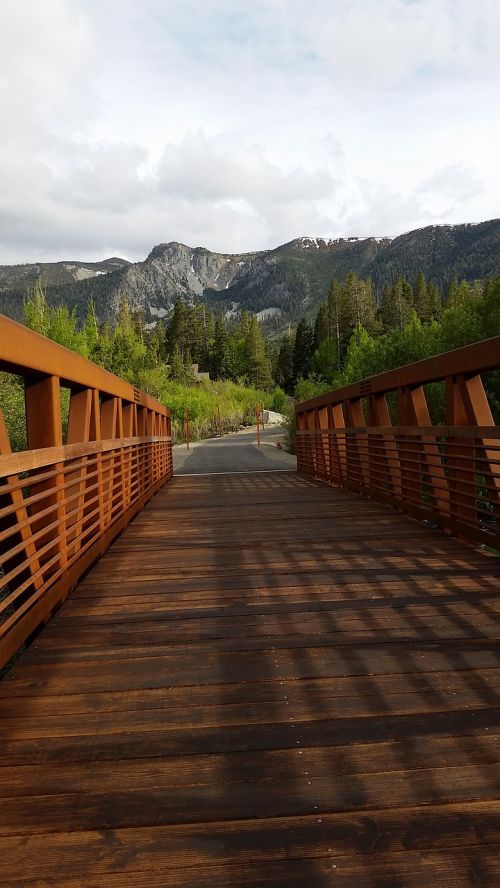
[1,315,500,887]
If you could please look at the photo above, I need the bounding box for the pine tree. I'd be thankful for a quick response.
[380,284,392,328]
[166,298,187,358]
[428,281,442,319]
[445,280,460,308]
[84,298,100,355]
[343,272,378,335]
[314,303,329,349]
[292,318,314,383]
[170,343,185,381]
[275,330,295,392]
[381,276,412,331]
[152,319,167,362]
[196,306,215,372]
[414,271,429,322]
[245,317,273,389]
[265,339,278,383]
[238,310,253,340]
[327,278,347,361]
[210,316,232,379]
[116,296,134,335]
[403,279,414,308]
[183,348,196,384]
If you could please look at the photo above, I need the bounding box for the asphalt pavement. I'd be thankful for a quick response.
[173,425,296,475]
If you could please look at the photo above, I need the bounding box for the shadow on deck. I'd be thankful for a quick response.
[1,471,500,886]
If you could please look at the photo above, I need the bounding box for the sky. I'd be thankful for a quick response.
[1,0,499,263]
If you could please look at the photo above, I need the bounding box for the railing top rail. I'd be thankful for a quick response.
[0,313,169,416]
[296,335,500,412]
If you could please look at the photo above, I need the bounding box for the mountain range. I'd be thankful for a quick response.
[1,218,500,332]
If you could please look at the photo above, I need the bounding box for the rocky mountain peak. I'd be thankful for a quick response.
[1,219,500,333]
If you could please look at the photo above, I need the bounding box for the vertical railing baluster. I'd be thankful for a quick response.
[25,375,67,574]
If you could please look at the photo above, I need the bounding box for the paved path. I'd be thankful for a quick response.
[173,425,296,474]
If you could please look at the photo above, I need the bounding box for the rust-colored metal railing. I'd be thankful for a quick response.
[296,336,500,548]
[0,315,173,667]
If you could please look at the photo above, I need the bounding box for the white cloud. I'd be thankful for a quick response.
[0,0,499,262]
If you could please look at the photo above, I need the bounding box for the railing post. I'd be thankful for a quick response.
[0,410,43,597]
[91,389,105,534]
[446,375,475,529]
[448,374,500,530]
[459,375,500,492]
[317,406,330,481]
[146,410,155,487]
[66,388,94,558]
[408,386,449,516]
[101,397,118,526]
[166,415,173,479]
[136,405,147,496]
[368,393,401,499]
[122,403,135,506]
[398,385,426,512]
[295,409,305,471]
[306,410,317,474]
[330,403,346,484]
[25,375,67,573]
[345,398,368,490]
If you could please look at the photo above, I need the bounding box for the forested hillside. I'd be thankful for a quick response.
[2,262,499,454]
[282,271,500,427]
[1,219,500,331]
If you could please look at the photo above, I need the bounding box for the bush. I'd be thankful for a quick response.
[271,386,287,413]
[150,378,273,443]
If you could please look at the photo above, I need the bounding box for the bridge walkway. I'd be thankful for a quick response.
[1,470,500,886]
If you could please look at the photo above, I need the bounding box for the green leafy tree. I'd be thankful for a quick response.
[24,278,48,335]
[446,280,471,310]
[310,338,338,385]
[271,386,287,413]
[84,298,100,356]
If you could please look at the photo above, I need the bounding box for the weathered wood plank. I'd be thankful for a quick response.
[1,471,500,885]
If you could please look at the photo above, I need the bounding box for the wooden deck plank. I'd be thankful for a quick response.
[1,471,500,885]
[0,806,499,884]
